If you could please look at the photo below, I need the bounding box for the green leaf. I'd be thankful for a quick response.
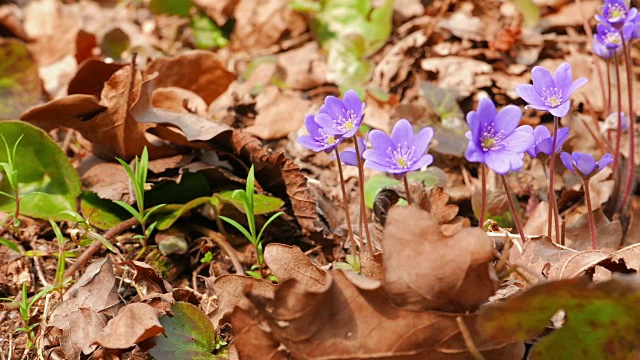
[363,175,399,209]
[190,12,229,49]
[113,200,143,223]
[0,121,81,219]
[156,197,212,231]
[0,238,21,254]
[148,0,194,17]
[513,0,540,28]
[0,39,41,119]
[217,191,284,215]
[219,215,254,244]
[148,302,218,360]
[478,276,640,359]
[80,191,130,230]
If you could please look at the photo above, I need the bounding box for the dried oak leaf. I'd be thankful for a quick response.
[93,303,165,350]
[231,270,523,359]
[419,187,470,237]
[206,275,275,329]
[264,243,327,291]
[144,50,235,105]
[246,85,312,140]
[564,208,622,251]
[383,206,497,312]
[22,64,231,161]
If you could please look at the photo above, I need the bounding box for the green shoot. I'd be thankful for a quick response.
[0,282,54,350]
[114,147,164,255]
[200,251,213,264]
[49,220,68,286]
[219,165,283,277]
[0,135,24,227]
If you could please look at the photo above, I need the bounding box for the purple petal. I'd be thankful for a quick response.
[566,77,588,98]
[320,96,345,119]
[410,154,434,171]
[363,149,395,166]
[533,125,552,142]
[555,127,570,150]
[493,105,522,135]
[304,114,322,136]
[526,103,553,112]
[465,141,486,163]
[466,110,480,138]
[340,148,358,166]
[297,135,323,152]
[531,66,555,95]
[549,100,571,117]
[413,127,434,157]
[390,119,414,145]
[314,113,335,129]
[505,152,525,172]
[596,153,614,171]
[575,152,597,176]
[515,84,546,107]
[476,98,497,132]
[552,62,573,96]
[363,158,394,173]
[504,125,535,153]
[485,150,511,175]
[368,129,394,152]
[343,90,363,117]
[560,152,575,172]
[535,138,553,156]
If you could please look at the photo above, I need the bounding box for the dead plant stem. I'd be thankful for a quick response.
[190,224,245,276]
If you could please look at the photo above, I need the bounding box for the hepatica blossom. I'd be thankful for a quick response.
[363,119,433,179]
[595,22,634,50]
[561,152,614,178]
[591,38,615,60]
[340,135,366,167]
[297,114,344,153]
[527,125,570,158]
[515,62,588,117]
[465,98,534,175]
[595,0,637,27]
[315,89,365,138]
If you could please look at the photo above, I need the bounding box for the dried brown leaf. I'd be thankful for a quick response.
[264,244,326,291]
[383,206,497,312]
[47,309,106,360]
[93,303,165,350]
[246,86,312,140]
[207,275,276,328]
[565,208,622,251]
[145,50,235,105]
[24,0,79,65]
[233,270,522,359]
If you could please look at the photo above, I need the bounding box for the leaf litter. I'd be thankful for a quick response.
[0,0,639,359]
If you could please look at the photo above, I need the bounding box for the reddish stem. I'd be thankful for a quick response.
[335,150,358,259]
[479,164,486,228]
[612,52,623,173]
[547,117,559,242]
[620,38,635,213]
[353,139,374,256]
[583,178,597,250]
[500,175,528,245]
[403,175,413,206]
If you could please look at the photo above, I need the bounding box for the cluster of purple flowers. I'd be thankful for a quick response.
[593,0,638,59]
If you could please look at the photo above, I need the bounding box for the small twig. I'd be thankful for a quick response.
[189,224,245,276]
[64,217,139,278]
[456,317,487,360]
[30,242,49,288]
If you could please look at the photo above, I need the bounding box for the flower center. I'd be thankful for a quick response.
[335,109,359,133]
[541,87,563,108]
[388,142,415,169]
[480,126,505,152]
[315,133,336,147]
[605,31,621,46]
[606,4,626,22]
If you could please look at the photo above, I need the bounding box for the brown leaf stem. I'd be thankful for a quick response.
[500,175,527,246]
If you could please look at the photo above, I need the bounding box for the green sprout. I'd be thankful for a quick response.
[114,147,164,256]
[0,135,25,228]
[219,165,283,279]
[0,282,54,350]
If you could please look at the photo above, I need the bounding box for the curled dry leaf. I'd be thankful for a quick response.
[92,303,165,350]
[230,270,523,359]
[206,275,276,329]
[144,50,235,105]
[263,244,326,291]
[564,208,622,251]
[419,187,470,237]
[383,206,497,312]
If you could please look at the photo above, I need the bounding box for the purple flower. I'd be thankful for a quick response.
[314,89,365,138]
[515,62,588,117]
[592,38,615,60]
[363,119,434,179]
[527,125,570,158]
[603,112,629,132]
[465,98,534,175]
[595,0,637,27]
[340,135,367,167]
[297,114,344,153]
[560,152,614,178]
[595,22,634,50]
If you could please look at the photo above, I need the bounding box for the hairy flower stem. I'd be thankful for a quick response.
[582,178,597,250]
[547,117,560,242]
[403,175,413,206]
[479,164,486,229]
[542,161,561,242]
[606,61,612,115]
[500,175,527,245]
[619,39,635,213]
[612,52,623,173]
[335,150,359,259]
[354,139,374,256]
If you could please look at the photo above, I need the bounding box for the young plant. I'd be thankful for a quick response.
[218,165,283,279]
[0,135,24,228]
[0,282,54,350]
[114,147,164,255]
